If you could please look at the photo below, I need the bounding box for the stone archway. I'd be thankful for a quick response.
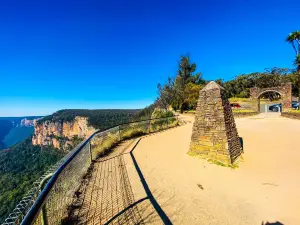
[250,83,292,112]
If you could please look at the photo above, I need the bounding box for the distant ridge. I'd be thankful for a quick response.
[0,116,42,150]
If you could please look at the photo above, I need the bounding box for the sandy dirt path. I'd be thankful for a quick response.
[125,113,300,225]
[72,113,300,225]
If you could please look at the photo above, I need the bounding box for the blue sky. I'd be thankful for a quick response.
[0,0,299,116]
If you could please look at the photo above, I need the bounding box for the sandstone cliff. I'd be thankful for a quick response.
[32,116,96,150]
[18,118,38,127]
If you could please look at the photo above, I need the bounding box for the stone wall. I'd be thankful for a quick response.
[250,83,292,112]
[281,112,300,120]
[189,81,242,165]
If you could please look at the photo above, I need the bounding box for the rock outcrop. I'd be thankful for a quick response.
[18,118,38,127]
[32,116,96,150]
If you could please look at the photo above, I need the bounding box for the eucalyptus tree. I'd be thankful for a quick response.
[156,77,178,110]
[156,55,204,113]
[174,55,204,113]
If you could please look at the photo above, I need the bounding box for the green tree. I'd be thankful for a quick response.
[286,72,300,97]
[295,55,300,72]
[156,77,178,110]
[219,68,295,99]
[183,82,204,109]
[174,55,204,113]
[0,138,64,221]
[156,55,204,113]
[286,31,300,72]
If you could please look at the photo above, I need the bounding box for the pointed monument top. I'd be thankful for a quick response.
[201,81,225,91]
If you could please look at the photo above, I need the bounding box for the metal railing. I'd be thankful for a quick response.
[1,116,178,225]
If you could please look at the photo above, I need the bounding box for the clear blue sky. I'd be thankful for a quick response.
[0,0,299,116]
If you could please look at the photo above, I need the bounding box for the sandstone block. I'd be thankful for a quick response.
[188,81,242,165]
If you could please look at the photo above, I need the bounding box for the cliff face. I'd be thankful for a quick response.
[32,116,96,150]
[18,118,38,127]
[9,117,40,127]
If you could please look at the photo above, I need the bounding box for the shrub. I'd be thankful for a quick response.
[151,108,174,119]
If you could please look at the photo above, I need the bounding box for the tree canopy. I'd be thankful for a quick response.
[37,109,142,130]
[156,56,300,113]
[156,55,205,113]
[286,31,300,72]
[0,139,64,221]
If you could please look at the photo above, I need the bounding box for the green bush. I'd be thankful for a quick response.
[285,109,300,113]
[151,108,174,119]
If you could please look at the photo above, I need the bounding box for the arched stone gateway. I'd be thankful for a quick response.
[250,83,292,112]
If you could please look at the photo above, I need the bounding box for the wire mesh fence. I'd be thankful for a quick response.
[33,143,91,225]
[1,116,178,225]
[91,126,120,160]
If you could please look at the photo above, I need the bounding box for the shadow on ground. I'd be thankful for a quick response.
[239,137,244,152]
[261,221,284,225]
[65,136,174,225]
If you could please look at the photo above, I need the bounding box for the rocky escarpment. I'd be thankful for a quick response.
[18,118,38,127]
[32,116,96,150]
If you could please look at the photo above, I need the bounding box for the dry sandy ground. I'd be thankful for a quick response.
[123,113,300,225]
[74,113,300,225]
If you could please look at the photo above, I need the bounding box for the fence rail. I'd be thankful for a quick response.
[1,116,178,225]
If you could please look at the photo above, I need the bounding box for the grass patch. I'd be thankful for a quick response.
[184,110,196,114]
[187,151,199,157]
[188,152,239,169]
[232,109,256,113]
[285,109,300,113]
[207,159,239,169]
[207,158,227,167]
[92,118,179,159]
[229,97,279,104]
[229,97,251,102]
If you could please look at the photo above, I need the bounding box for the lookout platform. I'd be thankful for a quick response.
[67,114,300,225]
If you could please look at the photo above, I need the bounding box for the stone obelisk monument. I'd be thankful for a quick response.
[189,81,242,165]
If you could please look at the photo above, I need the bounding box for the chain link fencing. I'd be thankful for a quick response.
[1,116,178,225]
